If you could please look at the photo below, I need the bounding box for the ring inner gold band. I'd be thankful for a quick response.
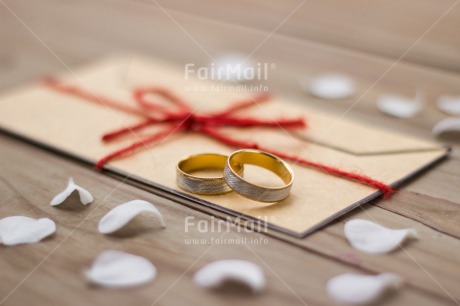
[225,149,294,202]
[177,153,243,195]
[179,154,230,178]
[230,151,293,184]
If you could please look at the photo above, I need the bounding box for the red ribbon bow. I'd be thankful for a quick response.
[44,78,394,198]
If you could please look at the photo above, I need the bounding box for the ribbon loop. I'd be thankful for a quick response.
[133,87,191,117]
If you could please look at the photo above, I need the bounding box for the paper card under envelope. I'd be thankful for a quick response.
[0,56,448,237]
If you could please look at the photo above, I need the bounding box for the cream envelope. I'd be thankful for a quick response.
[0,56,448,237]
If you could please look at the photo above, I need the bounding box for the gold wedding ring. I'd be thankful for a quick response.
[177,153,243,195]
[224,149,294,202]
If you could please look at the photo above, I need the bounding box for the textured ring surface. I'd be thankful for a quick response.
[224,149,294,202]
[177,153,243,195]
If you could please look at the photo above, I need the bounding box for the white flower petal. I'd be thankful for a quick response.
[437,95,460,115]
[193,260,265,293]
[327,273,402,305]
[377,91,424,118]
[211,54,255,83]
[432,117,460,136]
[305,74,356,100]
[50,177,94,206]
[98,200,165,234]
[344,219,417,254]
[85,250,156,288]
[0,216,56,246]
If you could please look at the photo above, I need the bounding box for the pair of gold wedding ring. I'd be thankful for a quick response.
[176,149,294,202]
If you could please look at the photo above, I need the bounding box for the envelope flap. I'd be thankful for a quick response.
[292,109,442,155]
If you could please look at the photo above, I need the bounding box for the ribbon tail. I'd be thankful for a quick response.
[204,116,306,128]
[266,150,395,199]
[102,117,178,142]
[96,123,185,169]
[43,77,146,117]
[201,126,394,198]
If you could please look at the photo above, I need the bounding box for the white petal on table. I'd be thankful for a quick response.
[193,259,265,293]
[437,95,460,115]
[327,273,402,305]
[344,219,417,254]
[304,73,356,100]
[0,216,56,246]
[50,177,94,206]
[85,250,157,288]
[377,91,424,118]
[432,117,460,136]
[98,200,166,234]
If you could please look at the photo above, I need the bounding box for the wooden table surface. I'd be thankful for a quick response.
[1,1,459,305]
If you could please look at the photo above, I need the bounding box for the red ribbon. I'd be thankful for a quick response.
[44,78,394,198]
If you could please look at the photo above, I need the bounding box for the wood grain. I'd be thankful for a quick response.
[146,0,460,72]
[377,190,460,239]
[1,0,460,305]
[1,134,458,306]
